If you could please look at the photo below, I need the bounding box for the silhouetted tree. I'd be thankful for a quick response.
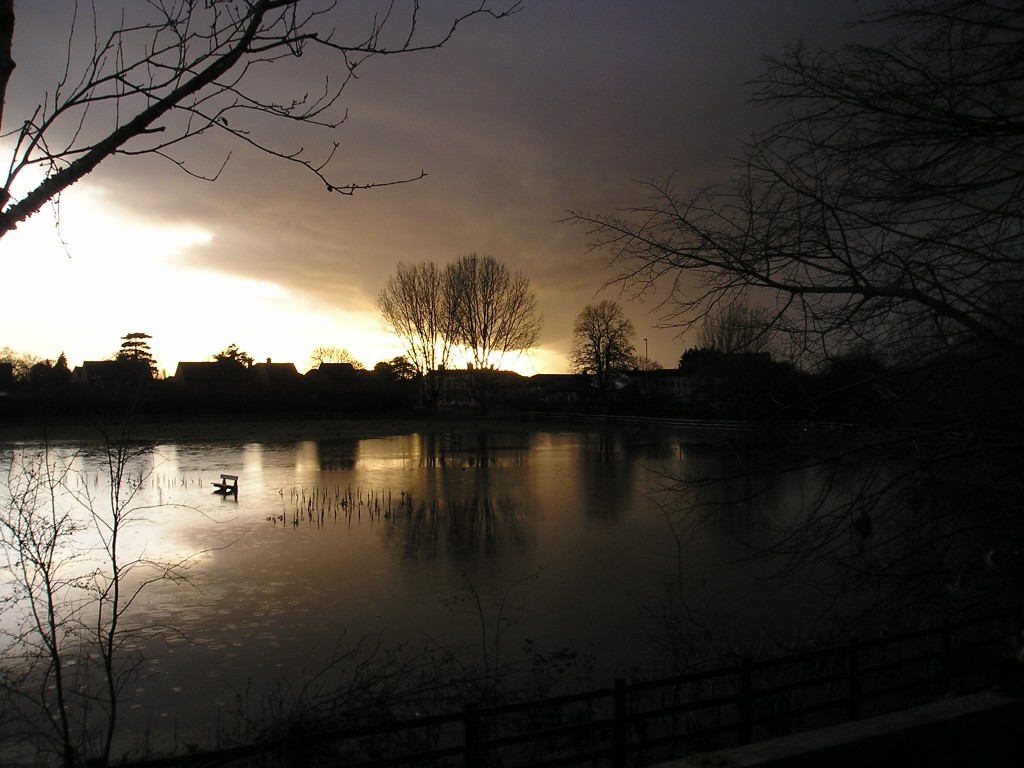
[633,356,663,372]
[309,346,364,370]
[213,343,253,369]
[571,0,1024,629]
[28,361,52,386]
[0,1,521,240]
[51,353,71,386]
[379,255,541,406]
[115,332,157,377]
[0,347,43,381]
[677,346,721,373]
[0,435,202,765]
[377,261,455,406]
[574,0,1023,371]
[570,300,636,392]
[811,350,889,424]
[446,253,543,372]
[697,303,777,356]
[374,356,418,381]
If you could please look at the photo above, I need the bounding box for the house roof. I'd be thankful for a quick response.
[305,362,371,384]
[252,361,301,385]
[171,361,248,386]
[71,360,153,385]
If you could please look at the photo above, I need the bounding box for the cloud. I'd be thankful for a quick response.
[3,0,875,371]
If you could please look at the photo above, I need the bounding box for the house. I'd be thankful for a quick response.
[525,373,591,404]
[627,368,693,402]
[304,362,362,388]
[170,361,248,389]
[70,360,152,388]
[687,352,777,418]
[432,367,525,406]
[0,361,13,394]
[251,359,301,388]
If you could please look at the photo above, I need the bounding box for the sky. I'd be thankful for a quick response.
[0,0,875,376]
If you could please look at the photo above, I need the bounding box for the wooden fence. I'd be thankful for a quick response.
[123,607,1021,768]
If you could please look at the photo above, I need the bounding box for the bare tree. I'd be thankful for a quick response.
[377,260,454,406]
[573,0,1023,370]
[0,0,521,240]
[0,346,44,381]
[0,448,80,763]
[309,345,364,369]
[379,254,541,405]
[570,0,1024,631]
[569,300,635,391]
[697,303,777,356]
[633,356,662,372]
[446,252,542,372]
[1,435,202,766]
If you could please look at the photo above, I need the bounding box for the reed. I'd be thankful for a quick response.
[272,483,505,531]
[273,483,404,527]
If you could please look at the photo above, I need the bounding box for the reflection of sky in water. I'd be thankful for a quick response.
[1,428,857,753]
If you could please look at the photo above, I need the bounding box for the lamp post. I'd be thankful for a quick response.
[642,338,649,400]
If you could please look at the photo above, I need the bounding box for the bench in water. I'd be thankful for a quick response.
[212,474,238,496]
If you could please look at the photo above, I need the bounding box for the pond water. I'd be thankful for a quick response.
[1,424,842,755]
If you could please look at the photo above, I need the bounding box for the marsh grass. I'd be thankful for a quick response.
[266,483,406,527]
[270,482,514,530]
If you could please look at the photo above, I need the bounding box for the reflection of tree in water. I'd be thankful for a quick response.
[417,431,530,469]
[275,483,532,560]
[655,434,1023,643]
[589,431,619,463]
[585,430,682,464]
[677,442,809,536]
[381,496,532,561]
[576,431,682,523]
[313,439,359,470]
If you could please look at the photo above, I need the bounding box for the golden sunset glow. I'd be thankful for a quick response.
[1,1,862,376]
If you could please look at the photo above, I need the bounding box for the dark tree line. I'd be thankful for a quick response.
[1,348,420,420]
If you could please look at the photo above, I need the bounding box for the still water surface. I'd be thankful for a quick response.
[2,425,824,750]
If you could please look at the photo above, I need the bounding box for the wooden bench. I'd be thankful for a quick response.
[212,474,238,496]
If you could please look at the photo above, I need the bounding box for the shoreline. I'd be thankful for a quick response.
[0,410,590,445]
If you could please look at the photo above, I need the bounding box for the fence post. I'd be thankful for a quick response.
[738,656,753,745]
[847,636,860,721]
[613,677,627,768]
[464,702,480,768]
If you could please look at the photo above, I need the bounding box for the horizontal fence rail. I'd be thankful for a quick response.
[117,606,1021,768]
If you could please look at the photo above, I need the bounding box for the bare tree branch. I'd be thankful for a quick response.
[568,0,1024,631]
[0,0,522,238]
[569,300,636,391]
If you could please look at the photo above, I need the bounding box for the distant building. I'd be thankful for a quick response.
[525,373,591,404]
[170,361,248,389]
[626,368,693,402]
[304,362,361,387]
[251,360,301,388]
[70,360,152,388]
[432,368,525,406]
